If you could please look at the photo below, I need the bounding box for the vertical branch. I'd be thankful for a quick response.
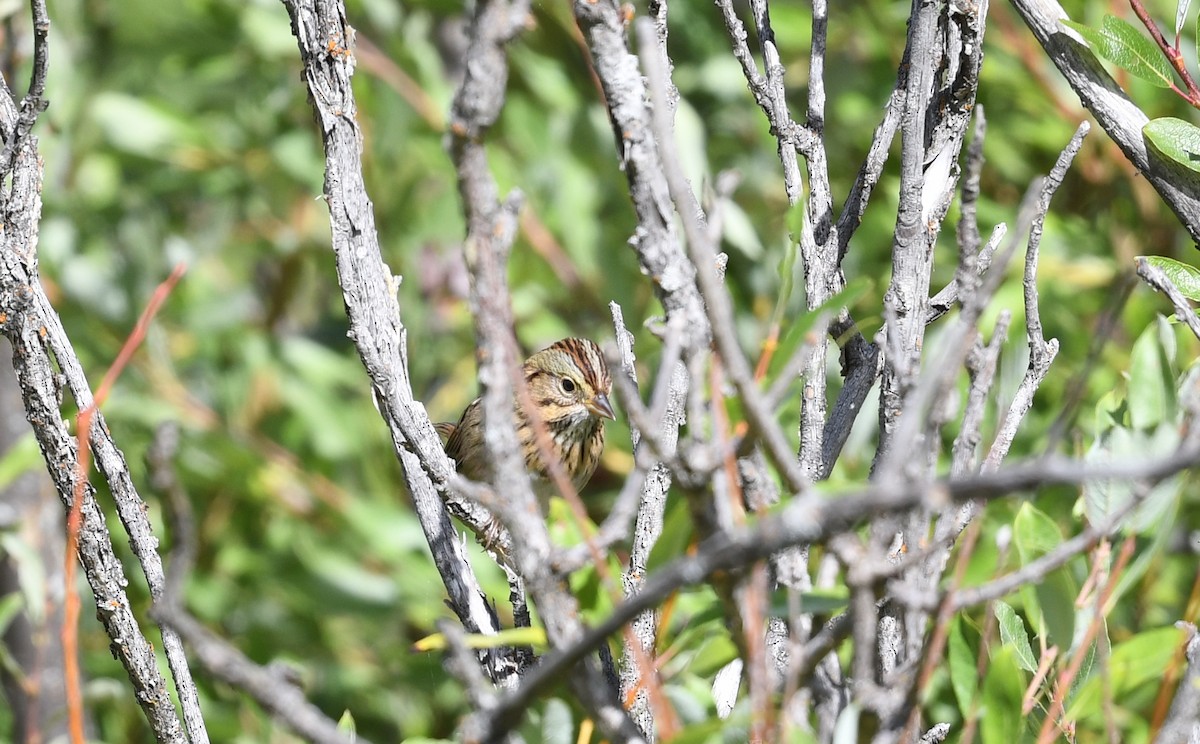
[792,0,844,483]
[869,0,940,697]
[444,0,648,740]
[0,268,188,743]
[612,306,687,739]
[280,0,515,684]
[0,3,198,740]
[571,0,709,351]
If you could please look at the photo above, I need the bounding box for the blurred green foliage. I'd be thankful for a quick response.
[0,0,1196,740]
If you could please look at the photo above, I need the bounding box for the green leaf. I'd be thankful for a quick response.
[1013,504,1078,651]
[674,98,710,199]
[336,710,357,740]
[541,698,574,744]
[797,588,850,615]
[1068,631,1106,702]
[1066,625,1186,720]
[1144,117,1200,174]
[1141,255,1200,301]
[1156,314,1178,371]
[671,717,744,744]
[1178,0,1192,36]
[786,199,807,241]
[0,593,23,680]
[646,496,693,573]
[0,535,45,626]
[980,647,1027,744]
[721,199,764,259]
[88,91,205,159]
[1013,503,1063,562]
[769,235,799,332]
[949,615,979,715]
[1127,320,1176,428]
[1063,16,1175,87]
[688,635,739,677]
[995,602,1038,673]
[0,592,24,634]
[1113,481,1179,602]
[1035,569,1079,654]
[0,432,40,491]
[766,276,872,384]
[831,703,861,744]
[1084,424,1180,531]
[411,626,548,652]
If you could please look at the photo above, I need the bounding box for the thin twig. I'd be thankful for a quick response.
[281,0,515,683]
[985,123,1091,470]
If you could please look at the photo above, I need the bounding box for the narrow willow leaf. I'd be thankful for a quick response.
[832,703,860,744]
[948,617,978,715]
[1144,117,1200,174]
[1097,15,1175,86]
[336,711,357,740]
[767,276,872,383]
[1013,504,1078,651]
[1180,0,1193,37]
[689,635,739,677]
[1127,321,1173,429]
[981,647,1026,744]
[541,699,574,744]
[1066,625,1187,719]
[995,601,1038,673]
[1063,16,1174,87]
[411,626,548,652]
[1142,254,1200,300]
[797,588,850,614]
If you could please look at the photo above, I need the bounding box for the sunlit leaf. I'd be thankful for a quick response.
[337,710,357,740]
[1127,319,1177,428]
[541,698,574,744]
[831,702,860,744]
[1013,503,1063,562]
[688,635,739,677]
[766,276,872,385]
[721,199,764,259]
[1141,255,1200,301]
[1144,117,1200,173]
[1013,505,1078,651]
[411,626,548,652]
[797,588,850,614]
[1066,626,1187,720]
[995,602,1038,673]
[0,592,23,634]
[1063,16,1174,87]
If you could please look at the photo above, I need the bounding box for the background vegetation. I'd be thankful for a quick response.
[1,0,1198,741]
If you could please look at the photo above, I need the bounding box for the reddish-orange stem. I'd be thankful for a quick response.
[63,263,186,744]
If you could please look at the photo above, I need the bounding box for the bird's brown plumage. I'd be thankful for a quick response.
[438,338,614,509]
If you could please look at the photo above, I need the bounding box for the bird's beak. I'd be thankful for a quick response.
[587,393,616,421]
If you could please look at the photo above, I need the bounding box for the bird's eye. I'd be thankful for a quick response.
[560,377,576,393]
